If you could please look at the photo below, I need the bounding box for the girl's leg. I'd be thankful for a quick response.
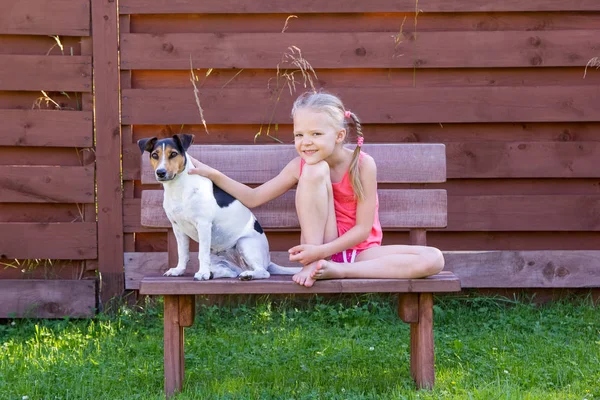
[293,161,337,287]
[312,245,444,280]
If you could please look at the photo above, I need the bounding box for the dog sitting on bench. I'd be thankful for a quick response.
[138,134,299,281]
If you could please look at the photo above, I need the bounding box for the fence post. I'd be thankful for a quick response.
[92,0,124,306]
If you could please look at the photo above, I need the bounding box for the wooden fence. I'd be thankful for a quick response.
[1,0,599,317]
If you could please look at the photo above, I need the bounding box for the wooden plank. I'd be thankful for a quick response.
[140,144,446,184]
[139,273,460,295]
[121,86,600,125]
[140,189,448,229]
[447,142,600,179]
[0,223,97,259]
[123,198,166,233]
[0,204,85,223]
[448,195,600,231]
[0,0,90,36]
[413,293,434,389]
[0,55,92,92]
[126,250,600,290]
[444,251,600,288]
[0,166,94,203]
[119,0,600,14]
[163,296,184,397]
[0,110,93,147]
[121,30,600,70]
[0,279,96,318]
[92,0,124,301]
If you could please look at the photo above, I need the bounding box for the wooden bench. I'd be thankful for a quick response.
[137,143,461,397]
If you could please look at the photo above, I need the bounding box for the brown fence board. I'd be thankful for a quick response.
[0,279,96,318]
[0,222,96,259]
[121,86,600,125]
[0,166,94,203]
[0,148,87,166]
[0,110,93,147]
[0,55,92,92]
[0,204,84,223]
[119,0,600,14]
[0,0,90,36]
[121,30,599,70]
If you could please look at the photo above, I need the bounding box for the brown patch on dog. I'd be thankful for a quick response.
[150,142,186,180]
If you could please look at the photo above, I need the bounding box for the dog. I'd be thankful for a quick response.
[138,133,300,281]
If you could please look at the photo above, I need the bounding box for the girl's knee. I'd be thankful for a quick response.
[299,161,330,184]
[419,246,445,276]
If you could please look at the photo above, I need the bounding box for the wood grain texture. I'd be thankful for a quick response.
[119,0,600,14]
[0,279,96,318]
[140,144,446,184]
[121,86,600,125]
[0,110,93,147]
[0,223,97,259]
[0,55,92,92]
[140,189,448,229]
[0,166,94,203]
[0,0,90,36]
[121,31,599,70]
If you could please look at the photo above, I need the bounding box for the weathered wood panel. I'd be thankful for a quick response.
[121,31,598,70]
[0,166,94,203]
[125,251,600,290]
[0,110,93,147]
[0,223,97,259]
[119,0,600,14]
[0,0,90,36]
[140,189,448,229]
[121,86,600,125]
[0,204,84,223]
[0,280,96,318]
[0,55,92,92]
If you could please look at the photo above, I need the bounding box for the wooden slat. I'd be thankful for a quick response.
[0,0,90,36]
[139,273,460,295]
[0,55,92,92]
[444,251,600,288]
[140,189,448,229]
[125,250,600,290]
[119,0,600,14]
[448,195,600,231]
[0,223,96,259]
[124,198,166,233]
[0,110,93,147]
[121,31,599,70]
[0,166,94,203]
[0,279,96,318]
[121,86,600,125]
[140,144,446,184]
[92,0,124,301]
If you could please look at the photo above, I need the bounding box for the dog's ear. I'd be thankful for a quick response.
[137,137,158,154]
[173,134,194,153]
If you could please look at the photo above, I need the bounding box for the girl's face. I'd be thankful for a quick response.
[293,108,345,164]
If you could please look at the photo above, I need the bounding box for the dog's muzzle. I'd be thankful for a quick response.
[155,168,175,181]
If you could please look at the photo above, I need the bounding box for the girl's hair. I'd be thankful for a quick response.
[291,91,366,200]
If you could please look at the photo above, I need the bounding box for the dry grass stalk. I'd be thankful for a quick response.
[584,57,600,78]
[282,15,298,33]
[32,90,62,110]
[189,55,210,135]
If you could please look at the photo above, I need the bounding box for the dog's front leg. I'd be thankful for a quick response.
[163,226,189,277]
[193,221,213,281]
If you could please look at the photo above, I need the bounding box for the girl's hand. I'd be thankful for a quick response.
[187,156,214,178]
[288,244,324,265]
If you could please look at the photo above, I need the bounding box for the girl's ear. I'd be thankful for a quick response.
[336,128,346,143]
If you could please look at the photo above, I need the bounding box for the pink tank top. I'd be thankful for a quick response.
[299,152,383,251]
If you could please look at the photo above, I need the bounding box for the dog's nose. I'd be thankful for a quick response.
[156,169,167,179]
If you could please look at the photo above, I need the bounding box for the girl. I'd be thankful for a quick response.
[188,91,445,287]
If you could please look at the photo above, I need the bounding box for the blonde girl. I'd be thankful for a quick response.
[189,91,444,287]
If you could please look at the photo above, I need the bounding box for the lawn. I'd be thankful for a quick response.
[0,294,598,399]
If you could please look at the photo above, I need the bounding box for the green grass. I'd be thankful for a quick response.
[0,295,598,399]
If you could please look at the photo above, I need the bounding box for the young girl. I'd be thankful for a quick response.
[188,91,445,287]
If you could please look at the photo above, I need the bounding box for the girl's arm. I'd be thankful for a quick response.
[188,155,300,208]
[289,155,378,263]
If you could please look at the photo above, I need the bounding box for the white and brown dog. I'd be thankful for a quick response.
[138,134,298,281]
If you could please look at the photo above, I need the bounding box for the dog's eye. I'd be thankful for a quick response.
[151,153,159,159]
[170,152,178,158]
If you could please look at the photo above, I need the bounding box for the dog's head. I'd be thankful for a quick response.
[137,134,194,182]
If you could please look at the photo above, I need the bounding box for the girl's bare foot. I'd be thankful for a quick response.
[311,260,345,280]
[292,262,319,287]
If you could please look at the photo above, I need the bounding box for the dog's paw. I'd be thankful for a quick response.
[193,270,212,281]
[238,271,254,281]
[164,268,185,277]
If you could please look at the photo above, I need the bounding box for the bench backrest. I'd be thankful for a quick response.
[140,144,447,230]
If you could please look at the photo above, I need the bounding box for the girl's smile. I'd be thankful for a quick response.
[293,108,346,165]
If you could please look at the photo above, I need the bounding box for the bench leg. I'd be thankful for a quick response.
[409,293,434,390]
[164,295,195,398]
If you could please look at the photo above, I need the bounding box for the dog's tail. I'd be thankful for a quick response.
[267,262,302,275]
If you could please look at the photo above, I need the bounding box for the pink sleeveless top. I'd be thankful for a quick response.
[299,152,383,251]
